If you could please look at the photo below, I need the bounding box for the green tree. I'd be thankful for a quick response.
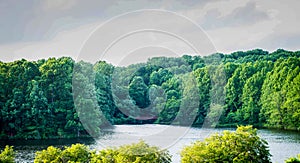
[224,63,256,123]
[129,76,150,108]
[193,68,211,126]
[284,71,300,130]
[175,73,199,126]
[94,61,116,126]
[73,61,103,137]
[260,58,300,129]
[156,76,182,124]
[239,62,273,125]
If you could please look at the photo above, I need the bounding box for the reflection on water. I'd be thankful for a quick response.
[1,125,300,163]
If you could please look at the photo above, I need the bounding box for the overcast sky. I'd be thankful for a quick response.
[0,0,300,65]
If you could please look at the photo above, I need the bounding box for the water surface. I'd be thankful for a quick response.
[1,124,300,163]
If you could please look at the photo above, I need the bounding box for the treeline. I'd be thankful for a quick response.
[0,49,300,139]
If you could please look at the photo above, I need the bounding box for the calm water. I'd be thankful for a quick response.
[1,124,300,163]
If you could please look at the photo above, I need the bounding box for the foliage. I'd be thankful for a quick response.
[181,126,271,163]
[92,141,171,163]
[0,145,15,163]
[34,146,62,163]
[34,144,93,163]
[286,154,300,163]
[34,141,171,163]
[0,49,300,140]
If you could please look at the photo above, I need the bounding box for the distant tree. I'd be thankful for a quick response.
[260,58,300,129]
[193,67,211,126]
[129,76,150,108]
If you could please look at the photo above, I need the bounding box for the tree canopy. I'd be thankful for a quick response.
[0,49,300,139]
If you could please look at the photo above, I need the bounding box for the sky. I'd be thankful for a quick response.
[0,0,300,65]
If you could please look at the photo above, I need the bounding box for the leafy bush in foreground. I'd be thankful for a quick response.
[181,126,271,163]
[0,145,15,163]
[91,141,171,163]
[34,141,171,163]
[286,154,300,163]
[34,144,92,163]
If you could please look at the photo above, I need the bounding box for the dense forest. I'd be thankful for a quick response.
[0,49,299,139]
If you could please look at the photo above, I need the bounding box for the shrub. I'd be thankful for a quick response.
[34,141,171,163]
[34,146,62,163]
[0,145,15,163]
[90,148,118,163]
[115,141,171,163]
[91,141,171,163]
[60,144,92,162]
[34,144,93,163]
[181,126,271,163]
[286,154,300,163]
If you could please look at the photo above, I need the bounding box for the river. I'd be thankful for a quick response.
[1,124,300,163]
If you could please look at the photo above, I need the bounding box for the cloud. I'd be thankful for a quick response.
[0,21,99,62]
[253,34,300,51]
[0,0,300,64]
[0,0,37,44]
[0,0,215,45]
[0,0,117,44]
[201,1,270,30]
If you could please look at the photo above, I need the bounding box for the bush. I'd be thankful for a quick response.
[34,144,93,163]
[0,145,15,163]
[90,148,118,163]
[286,154,300,163]
[181,126,271,163]
[34,141,171,163]
[34,146,61,163]
[60,144,92,162]
[91,141,171,163]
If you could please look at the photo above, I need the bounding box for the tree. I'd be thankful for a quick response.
[129,76,150,108]
[175,73,199,126]
[284,72,300,130]
[193,68,211,126]
[181,126,271,163]
[25,80,48,139]
[73,61,103,137]
[260,58,300,129]
[224,63,256,124]
[94,61,116,126]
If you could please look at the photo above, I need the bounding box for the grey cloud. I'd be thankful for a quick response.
[0,0,218,45]
[201,1,270,30]
[254,34,300,51]
[0,0,37,44]
[0,0,116,44]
